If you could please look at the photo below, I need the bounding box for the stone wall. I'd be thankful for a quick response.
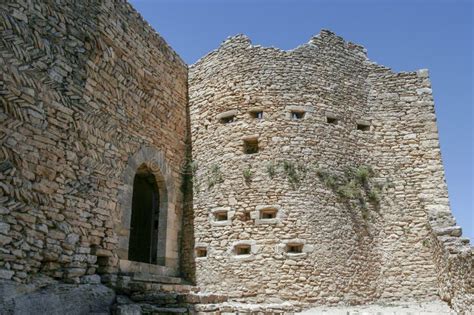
[188,30,472,311]
[0,0,471,312]
[364,69,441,299]
[366,67,473,314]
[0,0,188,282]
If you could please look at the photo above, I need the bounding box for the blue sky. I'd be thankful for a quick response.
[129,0,473,240]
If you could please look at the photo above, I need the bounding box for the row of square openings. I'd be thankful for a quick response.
[195,243,304,258]
[219,110,371,131]
[324,116,370,131]
[213,207,277,221]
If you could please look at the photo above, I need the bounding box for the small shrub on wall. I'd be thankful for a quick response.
[316,164,386,220]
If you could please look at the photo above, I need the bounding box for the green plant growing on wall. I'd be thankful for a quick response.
[283,160,300,188]
[385,179,396,189]
[266,162,276,179]
[367,188,381,203]
[316,164,384,220]
[297,163,308,181]
[316,168,338,190]
[189,161,199,174]
[207,164,224,189]
[189,161,200,192]
[181,158,199,194]
[336,180,359,199]
[361,207,369,220]
[243,165,253,184]
[422,238,430,247]
[355,165,373,185]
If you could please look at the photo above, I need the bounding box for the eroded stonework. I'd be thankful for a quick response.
[0,0,187,283]
[0,0,472,314]
[187,32,472,313]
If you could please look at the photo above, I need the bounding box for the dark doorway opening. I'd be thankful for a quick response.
[128,166,160,264]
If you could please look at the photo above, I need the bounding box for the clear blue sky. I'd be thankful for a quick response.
[129,0,473,241]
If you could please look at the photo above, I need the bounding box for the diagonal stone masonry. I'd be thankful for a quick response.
[0,0,471,314]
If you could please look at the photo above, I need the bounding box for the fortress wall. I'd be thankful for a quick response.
[188,30,472,308]
[365,69,442,300]
[432,230,473,314]
[189,30,390,305]
[0,0,470,310]
[0,0,187,282]
[366,68,472,313]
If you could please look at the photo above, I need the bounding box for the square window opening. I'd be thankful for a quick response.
[243,138,259,154]
[327,117,338,125]
[250,111,263,119]
[196,248,207,258]
[291,111,305,120]
[357,123,370,131]
[220,116,235,124]
[214,211,228,221]
[235,245,251,255]
[287,244,304,254]
[260,208,277,219]
[242,211,251,222]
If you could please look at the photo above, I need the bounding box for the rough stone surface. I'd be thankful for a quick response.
[0,0,472,314]
[0,0,187,283]
[0,279,115,314]
[300,300,456,315]
[187,32,472,313]
[114,304,142,315]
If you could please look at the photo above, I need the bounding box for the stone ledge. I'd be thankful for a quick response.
[434,226,462,237]
[118,260,177,277]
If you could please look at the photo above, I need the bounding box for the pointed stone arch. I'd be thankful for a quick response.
[116,146,178,274]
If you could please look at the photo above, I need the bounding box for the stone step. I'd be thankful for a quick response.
[143,306,189,315]
[119,260,178,277]
[115,302,298,315]
[178,293,228,304]
[115,303,189,314]
[103,273,188,286]
[130,292,228,305]
[194,301,299,314]
[160,284,200,293]
[127,282,199,294]
[128,272,187,284]
[130,292,179,305]
[102,273,199,299]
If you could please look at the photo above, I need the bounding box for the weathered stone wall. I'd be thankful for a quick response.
[0,0,188,282]
[364,69,441,300]
[188,30,472,310]
[0,0,471,312]
[366,68,473,314]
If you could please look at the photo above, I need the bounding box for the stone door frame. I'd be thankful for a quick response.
[117,146,178,273]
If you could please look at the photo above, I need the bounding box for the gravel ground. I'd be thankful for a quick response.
[299,300,456,315]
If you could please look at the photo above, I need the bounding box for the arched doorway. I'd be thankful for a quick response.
[128,164,160,264]
[117,146,180,274]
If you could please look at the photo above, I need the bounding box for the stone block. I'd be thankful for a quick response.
[0,269,15,280]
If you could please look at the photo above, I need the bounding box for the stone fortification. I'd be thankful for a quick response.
[0,0,472,314]
[0,0,187,283]
[188,31,472,312]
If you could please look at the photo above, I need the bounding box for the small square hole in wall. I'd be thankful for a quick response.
[235,244,251,255]
[327,117,338,125]
[286,244,303,254]
[357,123,370,131]
[260,208,277,219]
[250,111,263,119]
[196,247,207,258]
[220,115,235,124]
[243,138,259,154]
[214,211,228,221]
[242,211,251,221]
[291,111,305,120]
